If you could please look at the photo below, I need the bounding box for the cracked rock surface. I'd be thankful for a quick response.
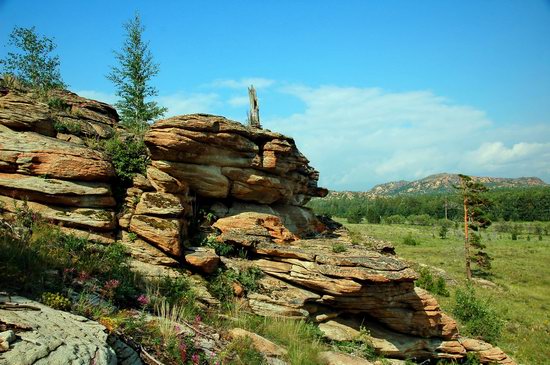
[0,296,116,365]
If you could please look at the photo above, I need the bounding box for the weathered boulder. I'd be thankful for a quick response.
[184,247,220,274]
[227,328,288,358]
[129,215,184,256]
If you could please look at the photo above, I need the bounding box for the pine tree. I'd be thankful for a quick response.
[107,13,166,133]
[457,174,492,280]
[0,26,65,92]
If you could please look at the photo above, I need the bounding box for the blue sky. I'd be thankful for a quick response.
[1,0,549,190]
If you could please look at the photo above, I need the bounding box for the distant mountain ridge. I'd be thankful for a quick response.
[329,173,547,198]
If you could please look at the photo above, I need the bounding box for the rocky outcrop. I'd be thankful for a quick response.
[118,170,194,262]
[213,213,515,364]
[0,125,116,241]
[0,296,117,365]
[0,87,118,140]
[145,114,327,206]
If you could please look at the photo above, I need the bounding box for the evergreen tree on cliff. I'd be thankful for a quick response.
[0,26,65,93]
[457,174,492,280]
[108,13,166,133]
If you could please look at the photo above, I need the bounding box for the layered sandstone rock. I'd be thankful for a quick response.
[213,212,515,364]
[0,125,116,241]
[119,170,194,261]
[145,114,327,206]
[0,87,118,140]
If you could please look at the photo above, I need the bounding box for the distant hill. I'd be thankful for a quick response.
[328,173,548,198]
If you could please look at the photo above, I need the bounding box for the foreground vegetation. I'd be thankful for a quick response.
[344,219,550,365]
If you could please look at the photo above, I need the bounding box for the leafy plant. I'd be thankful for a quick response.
[415,267,449,296]
[332,242,347,253]
[103,133,149,195]
[41,292,71,311]
[53,120,82,134]
[452,285,503,343]
[402,233,419,246]
[47,96,70,111]
[208,267,263,306]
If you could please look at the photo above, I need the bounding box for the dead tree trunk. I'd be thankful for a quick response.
[248,85,261,128]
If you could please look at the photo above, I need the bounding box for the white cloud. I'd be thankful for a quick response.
[75,90,117,105]
[158,93,220,117]
[463,142,550,176]
[264,85,550,190]
[227,95,249,107]
[208,77,275,89]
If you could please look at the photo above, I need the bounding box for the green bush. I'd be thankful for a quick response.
[103,134,148,187]
[332,242,347,253]
[452,285,503,343]
[402,233,419,246]
[47,96,70,111]
[208,267,264,306]
[415,267,449,296]
[41,292,71,311]
[384,214,406,224]
[54,120,81,134]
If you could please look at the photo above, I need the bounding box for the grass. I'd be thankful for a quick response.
[343,219,550,365]
[221,304,327,365]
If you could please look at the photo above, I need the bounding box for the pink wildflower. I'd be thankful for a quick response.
[137,294,149,306]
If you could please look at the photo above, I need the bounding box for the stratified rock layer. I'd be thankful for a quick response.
[145,114,327,206]
[214,212,515,364]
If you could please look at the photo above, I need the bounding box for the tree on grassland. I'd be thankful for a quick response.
[457,174,492,280]
[0,26,65,92]
[107,13,166,134]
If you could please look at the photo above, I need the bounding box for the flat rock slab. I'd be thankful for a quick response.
[0,296,117,365]
[227,328,287,358]
[317,351,374,365]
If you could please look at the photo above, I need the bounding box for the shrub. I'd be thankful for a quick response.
[402,233,419,246]
[204,235,235,256]
[407,214,433,226]
[415,267,449,297]
[347,209,363,224]
[41,292,71,311]
[439,223,449,239]
[103,134,148,187]
[452,285,503,343]
[47,96,70,111]
[208,267,264,306]
[384,214,406,224]
[332,243,347,253]
[148,275,195,307]
[53,119,81,134]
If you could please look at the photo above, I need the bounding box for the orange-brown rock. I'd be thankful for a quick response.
[0,125,115,181]
[184,247,220,274]
[0,88,118,139]
[144,114,325,205]
[213,212,297,246]
[0,173,115,208]
[129,215,183,257]
[227,328,287,358]
[134,192,189,217]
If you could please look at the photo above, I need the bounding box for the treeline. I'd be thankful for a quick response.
[307,186,550,223]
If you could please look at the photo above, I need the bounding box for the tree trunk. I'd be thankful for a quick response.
[248,85,261,128]
[464,196,472,280]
